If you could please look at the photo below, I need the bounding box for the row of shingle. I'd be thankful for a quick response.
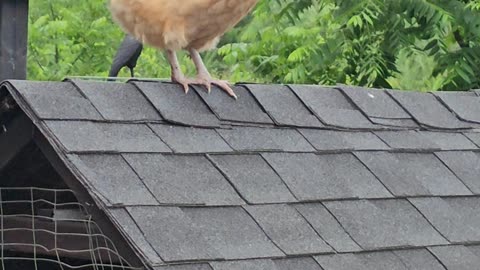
[7,80,160,122]
[340,85,480,129]
[9,79,480,130]
[67,151,480,207]
[153,245,480,270]
[107,197,480,264]
[43,120,480,154]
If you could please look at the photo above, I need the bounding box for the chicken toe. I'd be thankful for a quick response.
[171,74,237,99]
[189,48,237,99]
[166,49,237,98]
[195,75,237,99]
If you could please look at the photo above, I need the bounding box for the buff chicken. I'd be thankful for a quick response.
[109,0,259,98]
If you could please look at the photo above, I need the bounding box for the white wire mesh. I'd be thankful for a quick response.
[0,187,142,270]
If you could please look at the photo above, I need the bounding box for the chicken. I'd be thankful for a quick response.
[109,34,143,78]
[109,0,259,98]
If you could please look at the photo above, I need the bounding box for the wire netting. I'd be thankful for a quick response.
[0,187,141,270]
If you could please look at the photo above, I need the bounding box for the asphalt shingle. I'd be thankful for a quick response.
[463,132,480,147]
[273,257,323,270]
[45,121,171,153]
[208,154,296,204]
[295,203,362,252]
[387,90,471,129]
[338,85,410,119]
[244,204,332,255]
[373,130,439,151]
[315,252,407,270]
[469,245,480,257]
[124,154,244,206]
[290,85,377,129]
[150,124,232,153]
[410,197,480,243]
[210,259,277,270]
[316,249,445,270]
[108,208,164,265]
[368,117,418,128]
[67,154,158,206]
[393,249,445,270]
[324,199,448,249]
[8,80,102,120]
[155,264,213,270]
[299,129,389,151]
[263,153,392,201]
[435,151,480,194]
[245,84,324,127]
[290,85,353,109]
[419,131,478,150]
[435,92,480,123]
[193,85,273,124]
[133,82,220,127]
[429,246,480,270]
[355,152,472,196]
[72,80,162,121]
[127,206,216,262]
[7,78,480,269]
[182,207,284,260]
[217,127,315,152]
[314,254,361,270]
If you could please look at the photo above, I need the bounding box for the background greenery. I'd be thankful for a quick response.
[28,0,480,91]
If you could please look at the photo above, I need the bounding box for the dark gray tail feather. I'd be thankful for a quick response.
[108,34,143,80]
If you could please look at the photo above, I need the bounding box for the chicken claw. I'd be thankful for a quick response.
[194,74,237,99]
[171,73,237,99]
[189,49,237,99]
[109,0,258,100]
[212,79,237,99]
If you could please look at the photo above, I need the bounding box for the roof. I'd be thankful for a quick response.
[2,79,480,269]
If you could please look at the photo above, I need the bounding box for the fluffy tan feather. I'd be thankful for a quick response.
[109,0,258,51]
[109,0,258,98]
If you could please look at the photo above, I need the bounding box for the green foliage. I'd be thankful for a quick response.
[28,0,480,91]
[28,0,201,80]
[224,0,480,91]
[28,1,121,80]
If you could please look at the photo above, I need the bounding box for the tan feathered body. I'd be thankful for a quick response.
[109,0,258,51]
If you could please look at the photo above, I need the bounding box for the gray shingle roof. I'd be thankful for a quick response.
[3,79,480,269]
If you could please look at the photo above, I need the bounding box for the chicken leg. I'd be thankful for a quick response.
[110,0,258,99]
[166,49,237,99]
[189,49,237,99]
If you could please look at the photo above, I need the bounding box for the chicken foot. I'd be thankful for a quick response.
[166,49,237,99]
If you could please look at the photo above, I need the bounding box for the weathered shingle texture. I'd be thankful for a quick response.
[4,79,480,269]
